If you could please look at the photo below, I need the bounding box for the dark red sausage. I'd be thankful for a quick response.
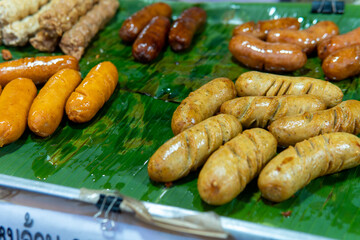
[267,21,339,54]
[168,7,207,51]
[322,45,360,81]
[132,16,171,63]
[229,34,307,72]
[317,27,360,60]
[119,2,172,43]
[233,18,300,39]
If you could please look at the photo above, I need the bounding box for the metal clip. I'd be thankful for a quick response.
[311,0,345,14]
[93,194,122,232]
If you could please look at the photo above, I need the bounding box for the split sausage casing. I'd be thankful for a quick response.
[235,71,343,108]
[198,128,277,205]
[148,114,242,182]
[172,77,236,135]
[268,100,360,146]
[258,132,360,202]
[220,95,326,129]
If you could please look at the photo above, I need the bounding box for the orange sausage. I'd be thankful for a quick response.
[229,34,307,72]
[0,55,79,87]
[267,21,339,54]
[233,18,300,39]
[317,27,360,60]
[119,2,172,43]
[28,69,82,137]
[0,78,37,147]
[168,7,207,51]
[322,45,360,81]
[66,61,118,123]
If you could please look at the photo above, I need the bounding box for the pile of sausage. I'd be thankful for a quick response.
[0,56,118,147]
[229,18,360,81]
[147,71,360,205]
[119,2,207,63]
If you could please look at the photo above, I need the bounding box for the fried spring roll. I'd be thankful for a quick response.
[30,0,99,52]
[0,0,49,27]
[2,2,53,46]
[59,0,119,60]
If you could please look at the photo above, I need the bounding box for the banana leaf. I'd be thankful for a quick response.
[1,1,360,239]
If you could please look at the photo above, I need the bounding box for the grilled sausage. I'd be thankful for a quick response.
[268,100,360,147]
[28,69,81,137]
[198,128,277,205]
[168,7,206,51]
[148,114,242,182]
[132,16,170,63]
[172,77,237,135]
[0,55,79,86]
[66,61,118,123]
[258,132,360,202]
[317,26,360,60]
[233,18,300,39]
[0,78,37,147]
[119,2,172,43]
[322,45,360,81]
[267,21,339,54]
[235,71,343,108]
[229,34,307,72]
[220,95,326,129]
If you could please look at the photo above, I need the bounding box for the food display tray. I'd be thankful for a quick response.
[0,1,359,239]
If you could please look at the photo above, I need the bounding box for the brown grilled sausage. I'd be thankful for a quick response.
[168,7,206,51]
[148,114,242,182]
[235,71,343,108]
[198,128,277,205]
[132,16,170,63]
[258,132,360,202]
[322,45,360,81]
[268,100,360,147]
[0,55,79,87]
[317,26,360,60]
[0,78,37,147]
[267,21,339,54]
[220,95,326,129]
[233,18,300,39]
[172,77,236,135]
[229,34,307,72]
[66,61,118,123]
[28,69,81,137]
[119,2,172,43]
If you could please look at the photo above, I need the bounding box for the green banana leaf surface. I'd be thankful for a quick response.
[1,1,360,239]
